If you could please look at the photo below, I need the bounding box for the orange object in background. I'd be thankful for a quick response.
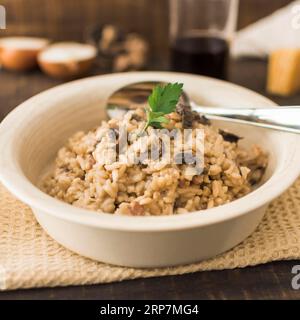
[267,49,300,96]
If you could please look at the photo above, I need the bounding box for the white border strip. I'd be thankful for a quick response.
[0,264,6,290]
[0,5,6,29]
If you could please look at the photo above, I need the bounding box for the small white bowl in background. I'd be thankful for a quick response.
[38,42,97,79]
[0,36,49,71]
[0,72,299,268]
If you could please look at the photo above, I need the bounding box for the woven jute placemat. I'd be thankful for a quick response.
[1,178,300,291]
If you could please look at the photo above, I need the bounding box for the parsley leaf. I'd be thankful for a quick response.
[141,82,183,133]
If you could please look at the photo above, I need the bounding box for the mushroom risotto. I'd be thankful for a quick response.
[42,102,268,216]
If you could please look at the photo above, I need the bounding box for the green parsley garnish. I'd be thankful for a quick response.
[141,82,183,133]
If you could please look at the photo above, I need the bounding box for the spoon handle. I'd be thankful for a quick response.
[191,104,300,134]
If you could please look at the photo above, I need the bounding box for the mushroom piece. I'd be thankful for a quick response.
[218,129,242,143]
[87,24,149,72]
[113,34,148,72]
[176,103,211,128]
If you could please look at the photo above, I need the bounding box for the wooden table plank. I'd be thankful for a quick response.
[0,261,299,300]
[0,58,300,299]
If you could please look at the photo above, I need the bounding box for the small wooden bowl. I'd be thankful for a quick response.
[0,37,49,71]
[38,42,97,79]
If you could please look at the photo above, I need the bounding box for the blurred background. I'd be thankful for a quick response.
[1,0,292,64]
[0,0,298,120]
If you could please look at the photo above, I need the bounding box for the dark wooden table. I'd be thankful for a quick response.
[0,59,300,300]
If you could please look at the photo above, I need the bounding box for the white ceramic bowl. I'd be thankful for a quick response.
[1,72,300,268]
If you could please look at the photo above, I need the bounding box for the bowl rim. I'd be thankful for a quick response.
[1,71,300,232]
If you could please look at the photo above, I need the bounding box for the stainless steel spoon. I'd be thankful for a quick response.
[107,81,300,134]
